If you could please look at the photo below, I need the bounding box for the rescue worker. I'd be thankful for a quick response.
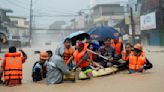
[32,51,48,82]
[0,57,3,84]
[122,43,133,61]
[63,38,74,64]
[56,38,74,70]
[67,41,93,79]
[1,46,27,86]
[46,54,70,84]
[128,43,153,74]
[111,37,123,59]
[115,43,133,71]
[118,43,152,74]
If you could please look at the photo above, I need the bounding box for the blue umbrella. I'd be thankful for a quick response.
[87,26,121,41]
[65,31,90,46]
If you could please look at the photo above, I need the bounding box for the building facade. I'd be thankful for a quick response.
[120,0,142,44]
[8,16,29,47]
[92,4,124,27]
[140,0,164,46]
[0,8,12,47]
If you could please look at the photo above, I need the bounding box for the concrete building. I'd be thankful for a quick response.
[0,8,12,47]
[92,4,124,27]
[121,0,142,43]
[140,0,164,46]
[8,16,29,47]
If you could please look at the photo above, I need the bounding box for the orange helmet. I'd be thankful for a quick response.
[40,51,48,60]
[134,43,143,51]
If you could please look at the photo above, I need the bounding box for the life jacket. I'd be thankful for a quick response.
[111,39,122,55]
[4,52,23,81]
[73,44,90,68]
[84,43,93,64]
[122,51,132,61]
[63,47,74,64]
[129,52,146,70]
[84,43,89,50]
[87,50,93,65]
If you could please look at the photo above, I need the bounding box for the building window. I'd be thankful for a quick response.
[12,36,20,39]
[24,21,29,25]
[10,20,18,26]
[161,0,164,8]
[135,4,138,12]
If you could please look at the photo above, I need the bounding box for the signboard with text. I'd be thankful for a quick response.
[140,12,156,30]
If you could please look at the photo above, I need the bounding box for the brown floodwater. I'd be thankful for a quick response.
[0,47,164,92]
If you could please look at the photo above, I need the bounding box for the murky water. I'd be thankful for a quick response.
[0,47,164,92]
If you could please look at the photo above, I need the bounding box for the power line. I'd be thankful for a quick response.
[33,10,77,17]
[33,8,77,16]
[32,28,86,31]
[5,0,29,10]
[33,14,78,17]
[15,0,29,5]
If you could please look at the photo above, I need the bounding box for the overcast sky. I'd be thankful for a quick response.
[0,0,127,28]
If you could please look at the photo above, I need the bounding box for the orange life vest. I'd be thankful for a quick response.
[111,39,122,55]
[84,43,93,64]
[129,52,146,70]
[63,47,74,64]
[87,50,93,65]
[122,51,132,61]
[73,44,90,68]
[4,52,23,81]
[84,43,89,50]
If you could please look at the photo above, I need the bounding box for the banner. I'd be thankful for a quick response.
[140,12,156,30]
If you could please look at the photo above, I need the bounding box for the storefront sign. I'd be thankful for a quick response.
[140,12,156,30]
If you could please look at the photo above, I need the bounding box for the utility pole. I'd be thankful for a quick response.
[29,0,33,47]
[130,7,136,45]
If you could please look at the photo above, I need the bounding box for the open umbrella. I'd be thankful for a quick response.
[87,26,121,41]
[65,31,90,46]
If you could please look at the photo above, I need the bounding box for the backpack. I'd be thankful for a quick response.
[32,62,42,82]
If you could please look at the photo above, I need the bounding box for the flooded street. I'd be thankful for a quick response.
[0,47,164,92]
[1,0,164,92]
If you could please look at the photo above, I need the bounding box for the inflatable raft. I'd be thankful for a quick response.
[63,67,118,81]
[79,67,118,79]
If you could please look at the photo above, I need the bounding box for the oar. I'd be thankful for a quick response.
[87,49,110,60]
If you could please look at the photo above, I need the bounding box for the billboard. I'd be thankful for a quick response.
[140,12,156,30]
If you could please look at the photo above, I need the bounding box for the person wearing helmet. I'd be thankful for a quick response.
[32,51,49,82]
[128,43,153,74]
